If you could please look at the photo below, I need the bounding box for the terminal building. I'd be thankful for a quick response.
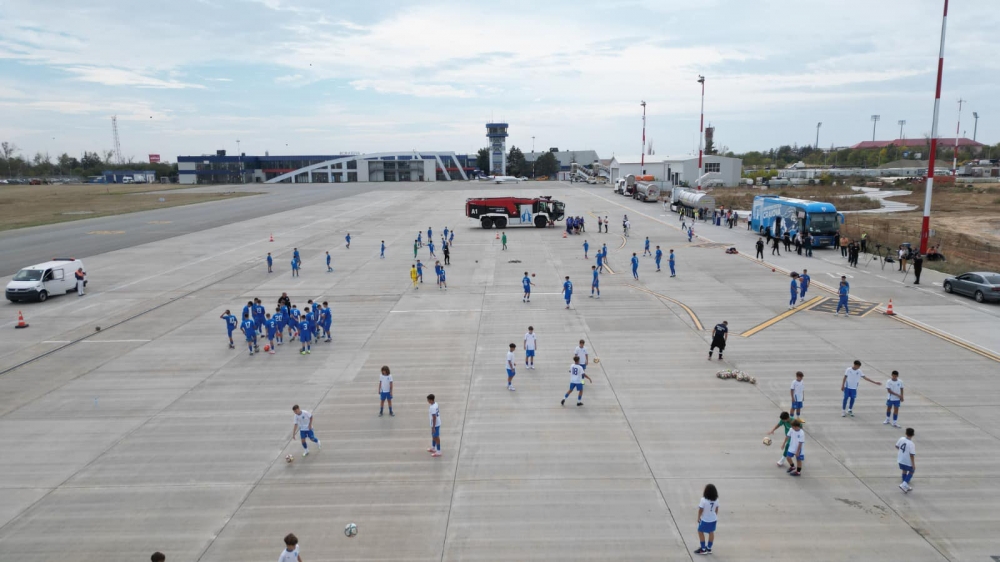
[177,151,474,184]
[608,154,743,187]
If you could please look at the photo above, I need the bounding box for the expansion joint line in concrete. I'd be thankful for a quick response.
[738,296,825,338]
[886,313,1000,364]
[625,284,704,331]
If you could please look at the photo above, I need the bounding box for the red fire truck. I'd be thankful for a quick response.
[465,195,566,229]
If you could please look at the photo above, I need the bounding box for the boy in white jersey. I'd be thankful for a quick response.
[573,339,589,372]
[784,419,805,476]
[789,371,804,417]
[524,326,537,369]
[291,405,320,456]
[278,533,301,562]
[895,427,915,492]
[561,355,593,406]
[378,365,394,417]
[884,370,904,427]
[427,394,441,457]
[841,360,881,417]
[506,343,517,391]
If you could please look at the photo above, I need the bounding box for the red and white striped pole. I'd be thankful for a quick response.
[920,0,949,255]
[697,75,705,191]
[640,100,647,175]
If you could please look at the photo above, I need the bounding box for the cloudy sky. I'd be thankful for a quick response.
[1,0,998,163]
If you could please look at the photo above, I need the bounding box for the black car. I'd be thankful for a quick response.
[943,272,1000,303]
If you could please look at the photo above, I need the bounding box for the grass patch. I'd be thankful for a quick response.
[0,183,261,231]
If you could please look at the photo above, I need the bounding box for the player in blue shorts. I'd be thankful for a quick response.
[292,247,301,268]
[427,227,432,242]
[449,231,454,245]
[799,269,810,299]
[884,370,904,427]
[590,265,600,298]
[253,298,266,334]
[784,419,805,476]
[428,240,436,258]
[264,313,277,354]
[321,301,332,342]
[836,280,850,316]
[563,276,573,309]
[291,405,320,456]
[789,273,799,309]
[380,240,386,259]
[506,343,517,391]
[273,306,285,346]
[789,371,804,417]
[443,226,449,240]
[220,310,237,348]
[427,394,441,457]
[266,252,273,273]
[378,366,393,416]
[655,246,662,272]
[522,271,534,303]
[583,240,589,259]
[416,260,425,284]
[644,237,651,256]
[669,249,676,277]
[596,249,605,273]
[242,301,253,327]
[693,484,720,555]
[523,326,537,369]
[438,262,447,289]
[345,233,351,249]
[290,258,299,277]
[561,355,592,406]
[240,312,257,355]
[298,313,312,355]
[326,251,332,272]
[631,252,639,280]
[288,304,300,341]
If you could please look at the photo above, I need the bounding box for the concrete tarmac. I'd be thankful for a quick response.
[0,182,997,561]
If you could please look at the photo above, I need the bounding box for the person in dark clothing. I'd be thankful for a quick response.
[803,234,812,257]
[771,236,781,256]
[795,234,802,255]
[443,241,451,265]
[783,232,791,252]
[912,252,923,284]
[765,229,772,245]
[756,238,765,259]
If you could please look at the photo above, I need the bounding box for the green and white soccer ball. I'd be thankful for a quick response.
[344,522,358,537]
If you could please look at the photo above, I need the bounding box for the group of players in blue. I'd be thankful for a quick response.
[220,294,332,356]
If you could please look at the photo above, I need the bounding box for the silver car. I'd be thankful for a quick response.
[943,271,1000,303]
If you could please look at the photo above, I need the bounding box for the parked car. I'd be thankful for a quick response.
[943,271,1000,303]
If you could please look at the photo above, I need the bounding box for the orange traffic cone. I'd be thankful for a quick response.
[495,232,500,240]
[15,311,28,329]
[884,299,896,316]
[269,233,274,242]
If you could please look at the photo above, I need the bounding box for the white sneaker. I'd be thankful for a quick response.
[302,450,309,457]
[428,447,436,453]
[777,459,785,467]
[892,422,901,428]
[883,419,890,425]
[316,440,321,449]
[431,451,441,457]
[848,410,854,417]
[508,385,516,391]
[841,411,846,417]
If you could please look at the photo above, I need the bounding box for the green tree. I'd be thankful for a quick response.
[476,148,490,174]
[704,135,716,155]
[507,146,527,177]
[534,151,559,177]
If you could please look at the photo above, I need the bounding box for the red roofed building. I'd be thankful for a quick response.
[851,138,985,151]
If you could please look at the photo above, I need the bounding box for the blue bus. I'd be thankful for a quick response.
[751,196,844,247]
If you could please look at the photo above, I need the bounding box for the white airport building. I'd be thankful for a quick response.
[608,154,743,187]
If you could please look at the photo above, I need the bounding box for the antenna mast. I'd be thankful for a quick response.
[111,116,123,164]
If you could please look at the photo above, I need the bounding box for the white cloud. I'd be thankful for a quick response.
[274,73,304,84]
[349,79,474,98]
[65,66,206,89]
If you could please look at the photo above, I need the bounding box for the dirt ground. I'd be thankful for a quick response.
[0,183,258,231]
[711,185,882,212]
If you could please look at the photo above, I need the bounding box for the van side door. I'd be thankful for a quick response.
[52,268,66,292]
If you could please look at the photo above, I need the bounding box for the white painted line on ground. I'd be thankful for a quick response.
[42,341,72,344]
[81,340,153,343]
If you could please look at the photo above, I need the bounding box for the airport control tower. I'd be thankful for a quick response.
[486,122,509,175]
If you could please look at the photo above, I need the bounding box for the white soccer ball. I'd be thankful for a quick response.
[762,436,772,446]
[285,455,294,464]
[344,522,358,537]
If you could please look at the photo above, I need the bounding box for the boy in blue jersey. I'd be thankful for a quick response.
[220,310,237,349]
[291,258,299,277]
[631,252,639,280]
[253,299,266,334]
[345,233,351,249]
[240,313,257,355]
[687,226,694,242]
[583,240,589,259]
[443,226,449,240]
[522,271,534,303]
[836,280,850,316]
[449,230,454,245]
[799,269,810,299]
[669,249,676,277]
[380,240,386,259]
[242,301,253,325]
[590,265,600,298]
[416,260,425,283]
[644,237,651,256]
[596,249,605,273]
[655,246,663,272]
[273,306,285,346]
[428,240,436,258]
[437,262,447,289]
[264,313,277,354]
[289,304,301,341]
[298,311,312,355]
[417,231,422,247]
[563,276,573,309]
[427,227,433,242]
[789,273,799,309]
[266,252,273,273]
[321,301,332,342]
[292,248,301,268]
[326,251,332,272]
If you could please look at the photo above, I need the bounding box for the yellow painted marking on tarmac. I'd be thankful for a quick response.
[618,234,627,249]
[739,296,825,338]
[625,284,703,331]
[147,220,172,224]
[87,230,125,235]
[885,313,1000,363]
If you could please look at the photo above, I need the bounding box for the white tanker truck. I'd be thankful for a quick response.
[670,187,716,214]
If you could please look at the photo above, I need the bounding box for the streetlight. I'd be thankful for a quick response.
[697,75,705,190]
[640,100,647,175]
[972,112,979,142]
[531,136,536,177]
[871,115,880,142]
[815,122,822,149]
[898,120,906,140]
[236,139,243,184]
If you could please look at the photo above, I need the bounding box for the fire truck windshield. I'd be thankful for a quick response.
[550,201,565,220]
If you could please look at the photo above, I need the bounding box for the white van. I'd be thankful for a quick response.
[6,258,86,302]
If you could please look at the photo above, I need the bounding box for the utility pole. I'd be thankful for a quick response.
[236,139,243,183]
[953,98,965,174]
[920,0,949,255]
[815,122,822,149]
[871,115,880,142]
[697,75,705,190]
[898,120,906,140]
[640,101,647,175]
[531,136,536,177]
[972,112,979,142]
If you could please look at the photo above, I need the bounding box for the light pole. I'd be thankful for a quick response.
[920,0,949,255]
[640,101,647,175]
[236,139,243,183]
[531,136,536,177]
[972,112,979,142]
[871,115,880,142]
[815,122,822,149]
[697,75,705,190]
[898,120,906,140]
[954,98,965,174]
